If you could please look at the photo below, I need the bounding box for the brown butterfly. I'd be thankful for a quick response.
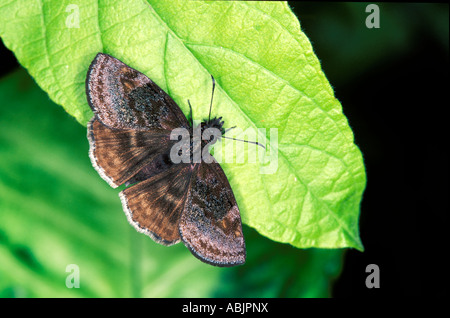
[86,53,245,266]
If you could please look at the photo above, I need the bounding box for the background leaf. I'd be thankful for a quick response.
[0,0,366,251]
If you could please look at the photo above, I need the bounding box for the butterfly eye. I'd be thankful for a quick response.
[178,149,183,156]
[177,135,182,141]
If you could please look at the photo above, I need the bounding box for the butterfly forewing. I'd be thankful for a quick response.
[86,53,189,131]
[180,162,246,266]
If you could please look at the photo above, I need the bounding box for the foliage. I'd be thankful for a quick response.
[0,0,367,297]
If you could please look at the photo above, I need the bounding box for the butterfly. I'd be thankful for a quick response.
[86,53,245,266]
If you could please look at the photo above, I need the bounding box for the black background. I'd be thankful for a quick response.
[1,2,448,298]
[290,2,448,297]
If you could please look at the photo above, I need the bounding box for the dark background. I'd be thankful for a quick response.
[289,2,448,297]
[1,2,448,297]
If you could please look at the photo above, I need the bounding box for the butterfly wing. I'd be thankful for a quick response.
[179,162,246,266]
[119,162,193,245]
[86,53,189,131]
[86,53,190,187]
[87,118,176,188]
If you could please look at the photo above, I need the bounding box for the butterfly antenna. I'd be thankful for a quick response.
[224,126,236,135]
[188,99,193,127]
[221,135,266,150]
[208,75,215,123]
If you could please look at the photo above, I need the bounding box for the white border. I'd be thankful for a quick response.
[87,117,119,188]
[119,190,181,246]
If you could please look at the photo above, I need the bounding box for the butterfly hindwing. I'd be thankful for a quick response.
[120,162,193,245]
[86,53,189,131]
[180,161,246,266]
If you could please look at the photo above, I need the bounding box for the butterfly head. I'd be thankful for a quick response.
[198,116,225,147]
[203,117,225,134]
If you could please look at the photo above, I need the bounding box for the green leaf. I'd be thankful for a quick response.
[0,0,366,250]
[0,69,343,297]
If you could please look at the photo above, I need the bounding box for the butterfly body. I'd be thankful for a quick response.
[86,53,245,266]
